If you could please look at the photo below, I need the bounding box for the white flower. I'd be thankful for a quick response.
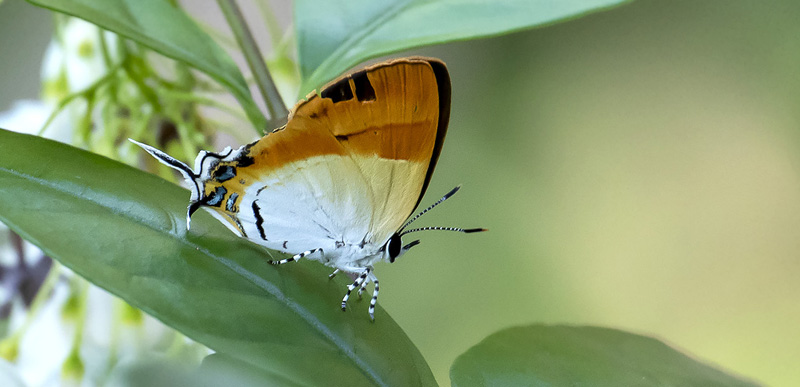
[43,18,119,97]
[0,359,26,387]
[0,16,209,386]
[0,99,74,143]
[14,282,73,387]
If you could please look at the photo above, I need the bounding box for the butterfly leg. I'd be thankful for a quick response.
[358,277,370,298]
[269,248,323,265]
[328,269,340,279]
[367,272,379,321]
[341,268,370,312]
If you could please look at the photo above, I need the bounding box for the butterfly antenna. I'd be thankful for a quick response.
[129,139,201,230]
[128,139,197,180]
[400,226,486,237]
[399,185,462,232]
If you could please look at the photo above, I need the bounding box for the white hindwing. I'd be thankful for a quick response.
[231,152,425,268]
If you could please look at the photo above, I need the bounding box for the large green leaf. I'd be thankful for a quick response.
[0,129,436,387]
[26,0,267,131]
[295,0,632,94]
[107,354,273,387]
[450,325,759,387]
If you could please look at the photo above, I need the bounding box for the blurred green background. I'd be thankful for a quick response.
[2,0,799,386]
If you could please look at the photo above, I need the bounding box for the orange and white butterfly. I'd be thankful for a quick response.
[132,57,484,320]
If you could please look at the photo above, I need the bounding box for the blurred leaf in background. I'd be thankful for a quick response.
[450,325,758,386]
[294,0,633,95]
[379,0,800,385]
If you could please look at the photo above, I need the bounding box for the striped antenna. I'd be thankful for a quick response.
[400,226,486,237]
[399,185,461,233]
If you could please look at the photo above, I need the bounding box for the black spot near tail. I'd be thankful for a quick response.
[203,186,227,207]
[233,143,256,168]
[213,165,236,182]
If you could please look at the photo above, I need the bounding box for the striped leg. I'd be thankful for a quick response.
[328,269,339,279]
[341,268,370,311]
[357,277,371,298]
[367,273,379,321]
[269,248,322,265]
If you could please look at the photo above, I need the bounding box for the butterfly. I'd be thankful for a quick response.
[131,57,484,320]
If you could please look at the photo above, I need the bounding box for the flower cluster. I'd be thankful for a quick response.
[0,17,219,386]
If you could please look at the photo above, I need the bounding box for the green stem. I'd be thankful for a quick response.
[217,0,288,130]
[0,261,62,359]
[61,278,89,382]
[37,64,122,137]
[122,57,161,111]
[103,298,123,381]
[204,117,257,143]
[98,28,119,104]
[197,20,239,50]
[254,0,283,49]
[157,88,248,121]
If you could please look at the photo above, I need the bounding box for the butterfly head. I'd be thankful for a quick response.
[382,233,420,263]
[381,185,487,264]
[130,139,238,229]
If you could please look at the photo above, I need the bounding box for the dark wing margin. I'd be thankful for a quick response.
[413,58,452,211]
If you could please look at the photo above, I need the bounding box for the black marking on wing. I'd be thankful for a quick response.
[233,142,256,168]
[282,241,288,249]
[321,77,353,103]
[252,201,267,240]
[198,148,233,175]
[351,70,376,102]
[226,192,239,212]
[225,213,247,238]
[236,217,247,238]
[188,201,201,219]
[213,165,236,182]
[235,154,254,168]
[414,59,452,211]
[204,186,227,207]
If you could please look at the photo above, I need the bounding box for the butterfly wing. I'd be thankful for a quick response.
[197,58,451,254]
[283,57,451,245]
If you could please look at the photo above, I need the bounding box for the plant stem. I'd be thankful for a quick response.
[254,0,283,49]
[217,0,288,130]
[37,63,122,137]
[0,261,62,357]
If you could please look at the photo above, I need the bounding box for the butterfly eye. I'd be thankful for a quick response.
[387,234,402,263]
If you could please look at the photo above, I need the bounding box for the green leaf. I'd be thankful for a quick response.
[199,353,296,386]
[450,325,759,387]
[26,0,267,131]
[108,354,285,387]
[295,0,633,94]
[0,129,436,387]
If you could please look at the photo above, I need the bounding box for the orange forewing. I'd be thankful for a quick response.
[292,58,439,163]
[204,58,450,220]
[241,58,447,190]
